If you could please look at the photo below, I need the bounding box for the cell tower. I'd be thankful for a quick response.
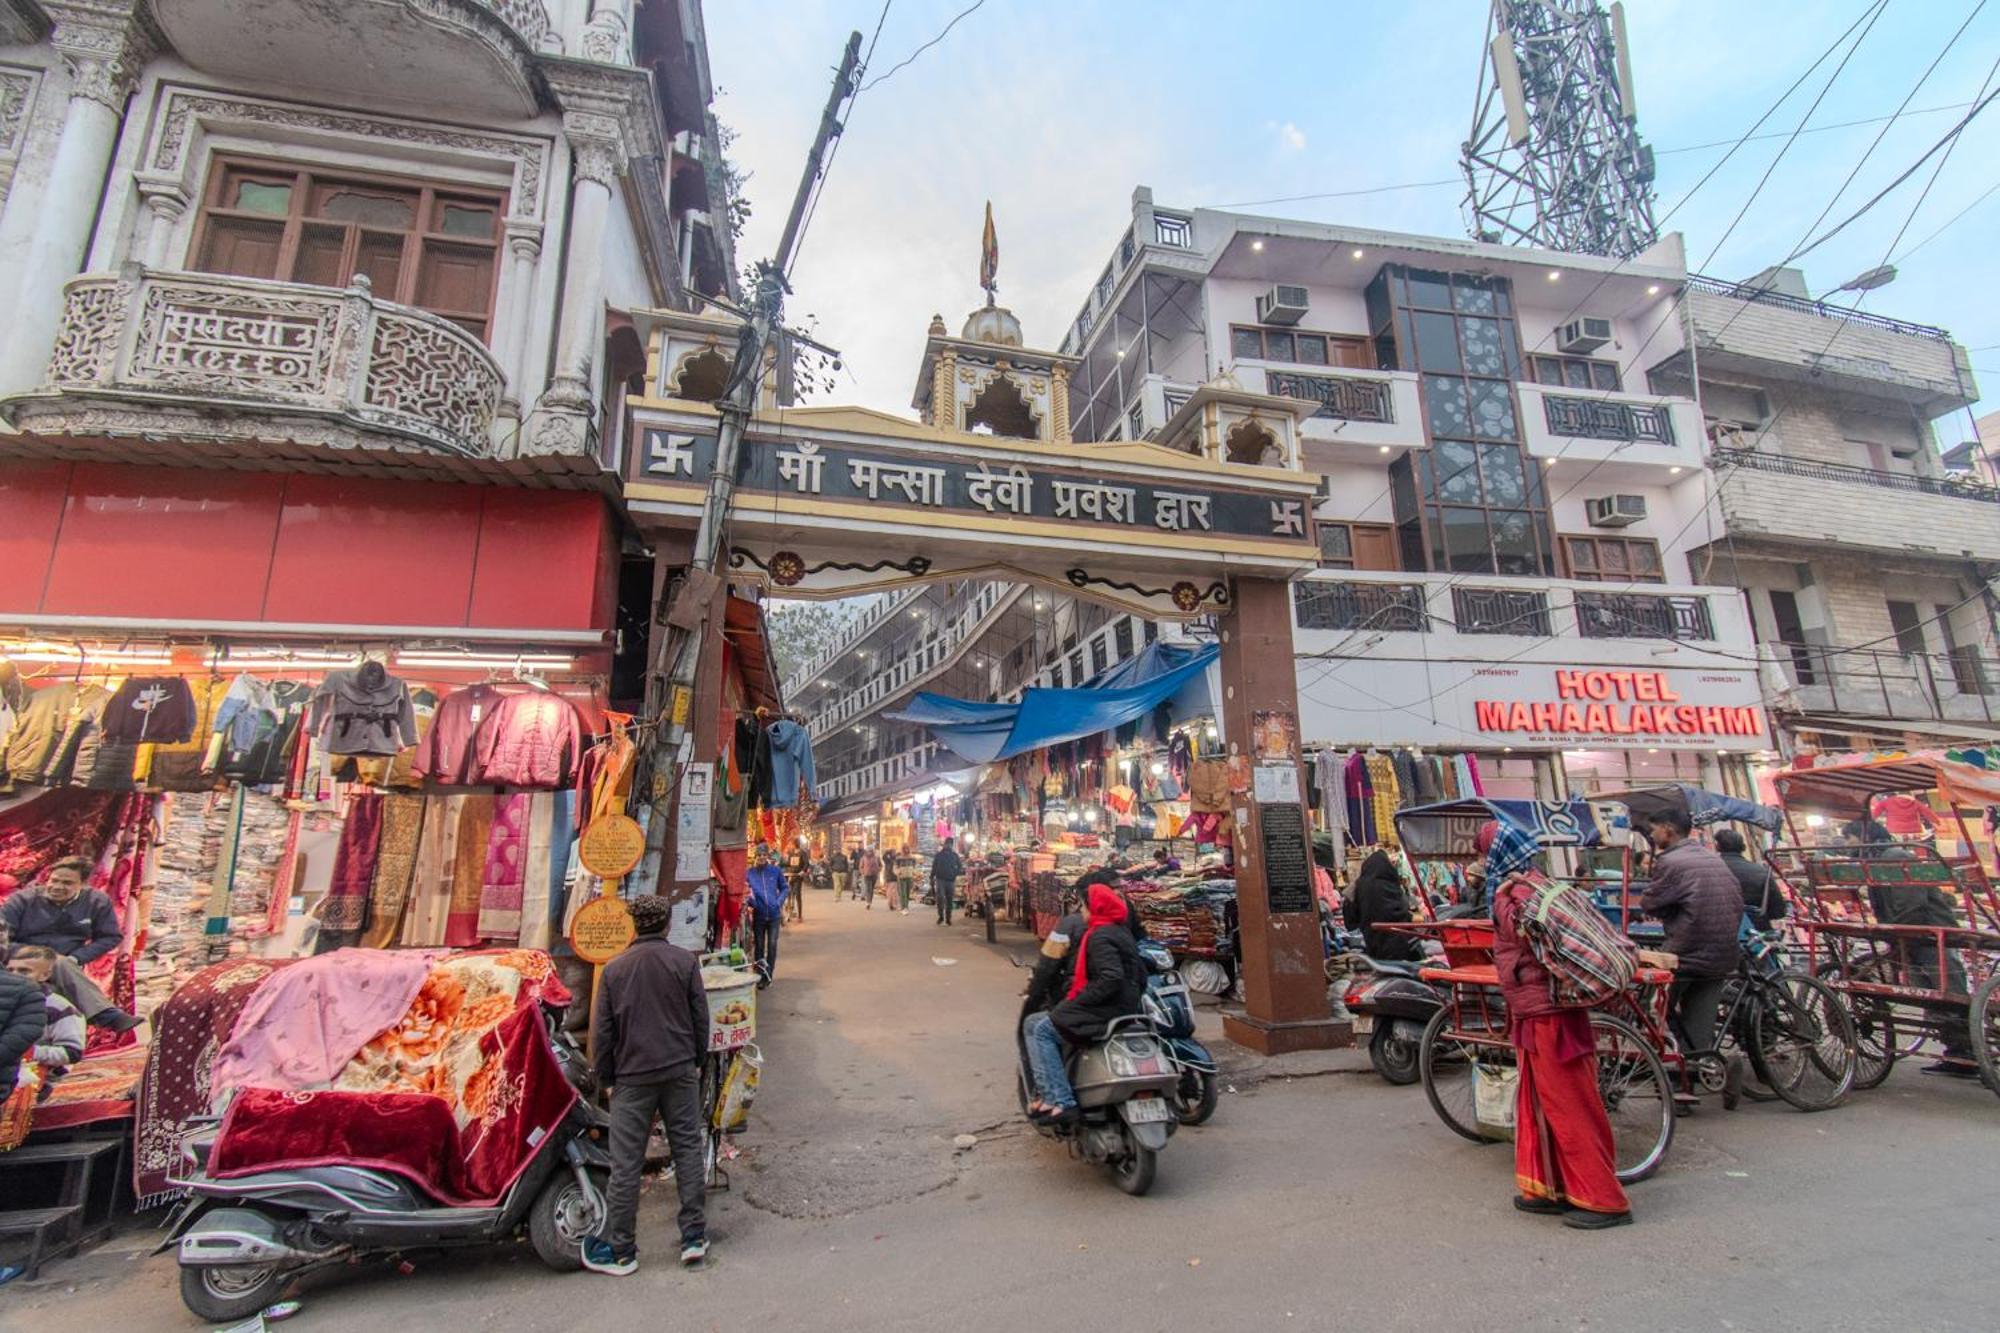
[1461,0,1659,259]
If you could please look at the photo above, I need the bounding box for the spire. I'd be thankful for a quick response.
[979,201,998,307]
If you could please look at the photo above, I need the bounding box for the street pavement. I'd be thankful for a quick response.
[18,888,1999,1332]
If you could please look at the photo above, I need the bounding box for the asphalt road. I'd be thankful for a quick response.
[18,890,1999,1332]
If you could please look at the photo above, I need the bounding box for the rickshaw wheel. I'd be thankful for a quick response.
[1418,1007,1511,1145]
[1971,973,2000,1097]
[1590,1013,1674,1184]
[1819,957,1910,1088]
[1748,974,1856,1111]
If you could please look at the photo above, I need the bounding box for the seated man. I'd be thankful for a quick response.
[1021,879,1140,1123]
[1638,810,1743,1062]
[1713,829,1787,932]
[1843,817,1975,1076]
[0,857,142,1032]
[6,946,88,1081]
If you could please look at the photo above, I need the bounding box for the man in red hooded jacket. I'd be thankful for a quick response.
[1021,882,1142,1123]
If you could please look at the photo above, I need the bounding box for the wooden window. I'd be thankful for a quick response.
[1561,534,1663,583]
[191,158,505,342]
[1229,325,1372,369]
[1318,521,1399,570]
[1528,354,1622,392]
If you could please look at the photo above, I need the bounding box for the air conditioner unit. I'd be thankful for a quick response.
[1586,494,1648,528]
[1256,284,1310,326]
[1558,316,1613,354]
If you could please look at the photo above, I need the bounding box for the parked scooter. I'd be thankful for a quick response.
[1137,939,1220,1124]
[164,1011,610,1322]
[1015,997,1181,1196]
[1343,956,1443,1085]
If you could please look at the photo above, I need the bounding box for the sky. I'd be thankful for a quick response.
[703,0,2000,437]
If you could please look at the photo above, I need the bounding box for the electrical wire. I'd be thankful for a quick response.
[1891,176,1997,262]
[858,0,989,92]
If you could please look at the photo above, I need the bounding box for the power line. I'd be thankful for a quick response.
[1895,179,2000,263]
[1881,50,2000,260]
[858,0,989,92]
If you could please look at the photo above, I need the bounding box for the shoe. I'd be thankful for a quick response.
[90,1007,144,1033]
[680,1236,709,1267]
[582,1238,637,1276]
[755,977,771,991]
[1513,1196,1567,1215]
[1920,1060,1979,1079]
[1051,1104,1081,1128]
[1722,1056,1746,1111]
[1562,1210,1633,1231]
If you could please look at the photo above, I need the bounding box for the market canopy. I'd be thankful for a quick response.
[887,641,1219,765]
[1597,785,1783,833]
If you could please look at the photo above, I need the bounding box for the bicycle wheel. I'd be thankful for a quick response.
[1590,1013,1674,1184]
[1971,972,2000,1098]
[1819,957,1903,1088]
[1418,1007,1512,1145]
[1748,973,1856,1111]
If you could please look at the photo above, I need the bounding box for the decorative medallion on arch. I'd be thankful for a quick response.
[669,346,732,403]
[1225,417,1282,467]
[961,371,1039,440]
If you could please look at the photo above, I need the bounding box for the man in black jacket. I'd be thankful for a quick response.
[1714,829,1788,931]
[932,837,964,926]
[1,858,142,1031]
[584,896,710,1276]
[1640,810,1746,1058]
[1022,881,1143,1122]
[0,965,47,1103]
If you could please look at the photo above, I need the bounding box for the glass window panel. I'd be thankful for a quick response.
[1590,361,1621,390]
[231,179,293,215]
[1231,327,1263,360]
[1492,510,1538,576]
[1400,520,1429,573]
[1424,374,1471,436]
[1564,361,1592,388]
[1442,507,1493,573]
[1409,270,1453,310]
[1566,538,1598,572]
[1413,311,1462,372]
[1479,443,1527,505]
[1296,334,1328,365]
[1264,331,1294,362]
[1467,377,1517,439]
[1600,542,1630,573]
[1394,453,1423,511]
[1437,441,1481,503]
[1453,281,1497,315]
[312,188,415,229]
[1533,355,1562,385]
[1318,524,1353,566]
[293,224,347,287]
[437,202,497,238]
[1459,317,1505,375]
[1631,542,1660,575]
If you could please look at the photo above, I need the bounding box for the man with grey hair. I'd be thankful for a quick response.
[584,894,711,1276]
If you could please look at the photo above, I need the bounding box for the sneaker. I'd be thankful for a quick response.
[1562,1210,1633,1231]
[582,1238,637,1276]
[680,1236,709,1267]
[1920,1060,1979,1079]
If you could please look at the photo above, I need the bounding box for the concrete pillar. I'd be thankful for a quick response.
[0,9,145,393]
[546,125,618,410]
[496,220,544,419]
[136,181,189,269]
[1217,576,1345,1054]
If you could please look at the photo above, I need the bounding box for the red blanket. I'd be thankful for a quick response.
[209,1004,576,1206]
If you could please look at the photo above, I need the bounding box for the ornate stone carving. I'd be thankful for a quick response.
[571,136,620,187]
[579,8,630,64]
[152,85,549,216]
[522,402,592,459]
[46,280,130,385]
[475,0,553,47]
[48,2,154,110]
[132,279,340,394]
[361,310,502,454]
[0,67,39,155]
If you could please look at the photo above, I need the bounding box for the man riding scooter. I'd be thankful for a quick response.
[1022,876,1140,1123]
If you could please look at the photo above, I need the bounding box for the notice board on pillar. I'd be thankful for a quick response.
[1258,802,1315,915]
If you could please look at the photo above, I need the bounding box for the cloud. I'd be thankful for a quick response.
[1269,120,1308,152]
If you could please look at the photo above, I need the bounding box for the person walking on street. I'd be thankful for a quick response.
[583,895,710,1276]
[829,846,852,902]
[1483,821,1633,1230]
[748,845,790,989]
[895,848,917,914]
[932,837,964,926]
[857,846,881,910]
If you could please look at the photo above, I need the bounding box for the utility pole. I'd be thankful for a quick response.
[639,31,864,883]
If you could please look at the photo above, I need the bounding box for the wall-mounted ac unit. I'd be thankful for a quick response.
[1256,284,1309,326]
[1586,494,1647,527]
[1558,316,1613,354]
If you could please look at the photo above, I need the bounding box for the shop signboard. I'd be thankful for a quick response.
[569,896,636,965]
[1257,802,1316,914]
[579,813,646,880]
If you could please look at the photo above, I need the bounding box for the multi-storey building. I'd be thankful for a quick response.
[0,0,734,690]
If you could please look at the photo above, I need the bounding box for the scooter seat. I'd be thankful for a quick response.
[1362,957,1425,978]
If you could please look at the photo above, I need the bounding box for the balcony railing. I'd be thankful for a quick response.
[1574,591,1715,642]
[1266,369,1395,424]
[1772,643,1997,725]
[1293,581,1427,632]
[41,268,503,459]
[1687,274,1950,341]
[1542,392,1675,445]
[1710,447,2000,504]
[1452,586,1551,636]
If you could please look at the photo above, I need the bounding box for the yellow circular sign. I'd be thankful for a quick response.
[579,814,646,879]
[569,895,637,964]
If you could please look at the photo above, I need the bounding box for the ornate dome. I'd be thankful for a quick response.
[960,302,1023,347]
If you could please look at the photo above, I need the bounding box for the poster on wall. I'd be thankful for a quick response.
[675,764,714,881]
[669,884,709,950]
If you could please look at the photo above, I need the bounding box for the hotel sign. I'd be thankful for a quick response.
[635,428,1314,545]
[1469,668,1769,747]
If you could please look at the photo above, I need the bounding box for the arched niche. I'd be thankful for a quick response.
[963,373,1039,440]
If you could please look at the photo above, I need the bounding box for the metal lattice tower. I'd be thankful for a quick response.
[1462,0,1659,259]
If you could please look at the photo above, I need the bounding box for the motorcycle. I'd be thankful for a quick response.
[1342,955,1443,1085]
[1137,939,1220,1125]
[1015,997,1181,1196]
[163,1011,611,1323]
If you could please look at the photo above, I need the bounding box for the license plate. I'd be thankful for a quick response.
[1125,1096,1175,1124]
[1350,1013,1374,1036]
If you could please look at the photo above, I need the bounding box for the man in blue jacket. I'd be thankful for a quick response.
[747,844,790,990]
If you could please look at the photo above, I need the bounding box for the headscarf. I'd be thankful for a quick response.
[1065,883,1129,1001]
[1482,819,1541,883]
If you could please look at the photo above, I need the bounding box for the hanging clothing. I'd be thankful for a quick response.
[445,795,498,947]
[403,795,464,947]
[477,793,532,941]
[1,683,84,788]
[351,687,439,788]
[473,691,582,789]
[101,676,196,744]
[518,792,559,951]
[765,719,816,808]
[1169,732,1193,787]
[359,793,426,949]
[1364,754,1401,846]
[313,663,418,758]
[746,718,775,808]
[713,730,750,842]
[416,684,507,784]
[315,792,386,953]
[1188,759,1230,814]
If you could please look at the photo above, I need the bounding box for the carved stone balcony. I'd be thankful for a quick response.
[4,267,505,467]
[151,0,553,117]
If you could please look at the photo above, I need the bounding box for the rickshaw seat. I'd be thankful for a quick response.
[1419,963,1499,988]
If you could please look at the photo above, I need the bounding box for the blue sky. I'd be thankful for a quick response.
[705,1,1999,436]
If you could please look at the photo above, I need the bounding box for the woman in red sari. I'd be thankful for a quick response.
[1482,821,1633,1229]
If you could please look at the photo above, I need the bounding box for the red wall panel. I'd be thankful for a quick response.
[39,465,285,619]
[468,489,612,631]
[264,477,483,626]
[0,462,74,613]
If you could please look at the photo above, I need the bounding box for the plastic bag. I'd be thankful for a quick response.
[1472,1059,1519,1137]
[1183,960,1230,995]
[714,1043,761,1131]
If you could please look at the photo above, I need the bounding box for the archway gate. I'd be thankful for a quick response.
[624,398,1344,1054]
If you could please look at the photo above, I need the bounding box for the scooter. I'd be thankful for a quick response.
[1343,956,1443,1086]
[163,1011,611,1323]
[1015,998,1181,1196]
[1138,939,1221,1125]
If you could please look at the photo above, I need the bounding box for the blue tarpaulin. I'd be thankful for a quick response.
[888,642,1219,765]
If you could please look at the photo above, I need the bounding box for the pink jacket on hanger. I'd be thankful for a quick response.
[472,691,583,789]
